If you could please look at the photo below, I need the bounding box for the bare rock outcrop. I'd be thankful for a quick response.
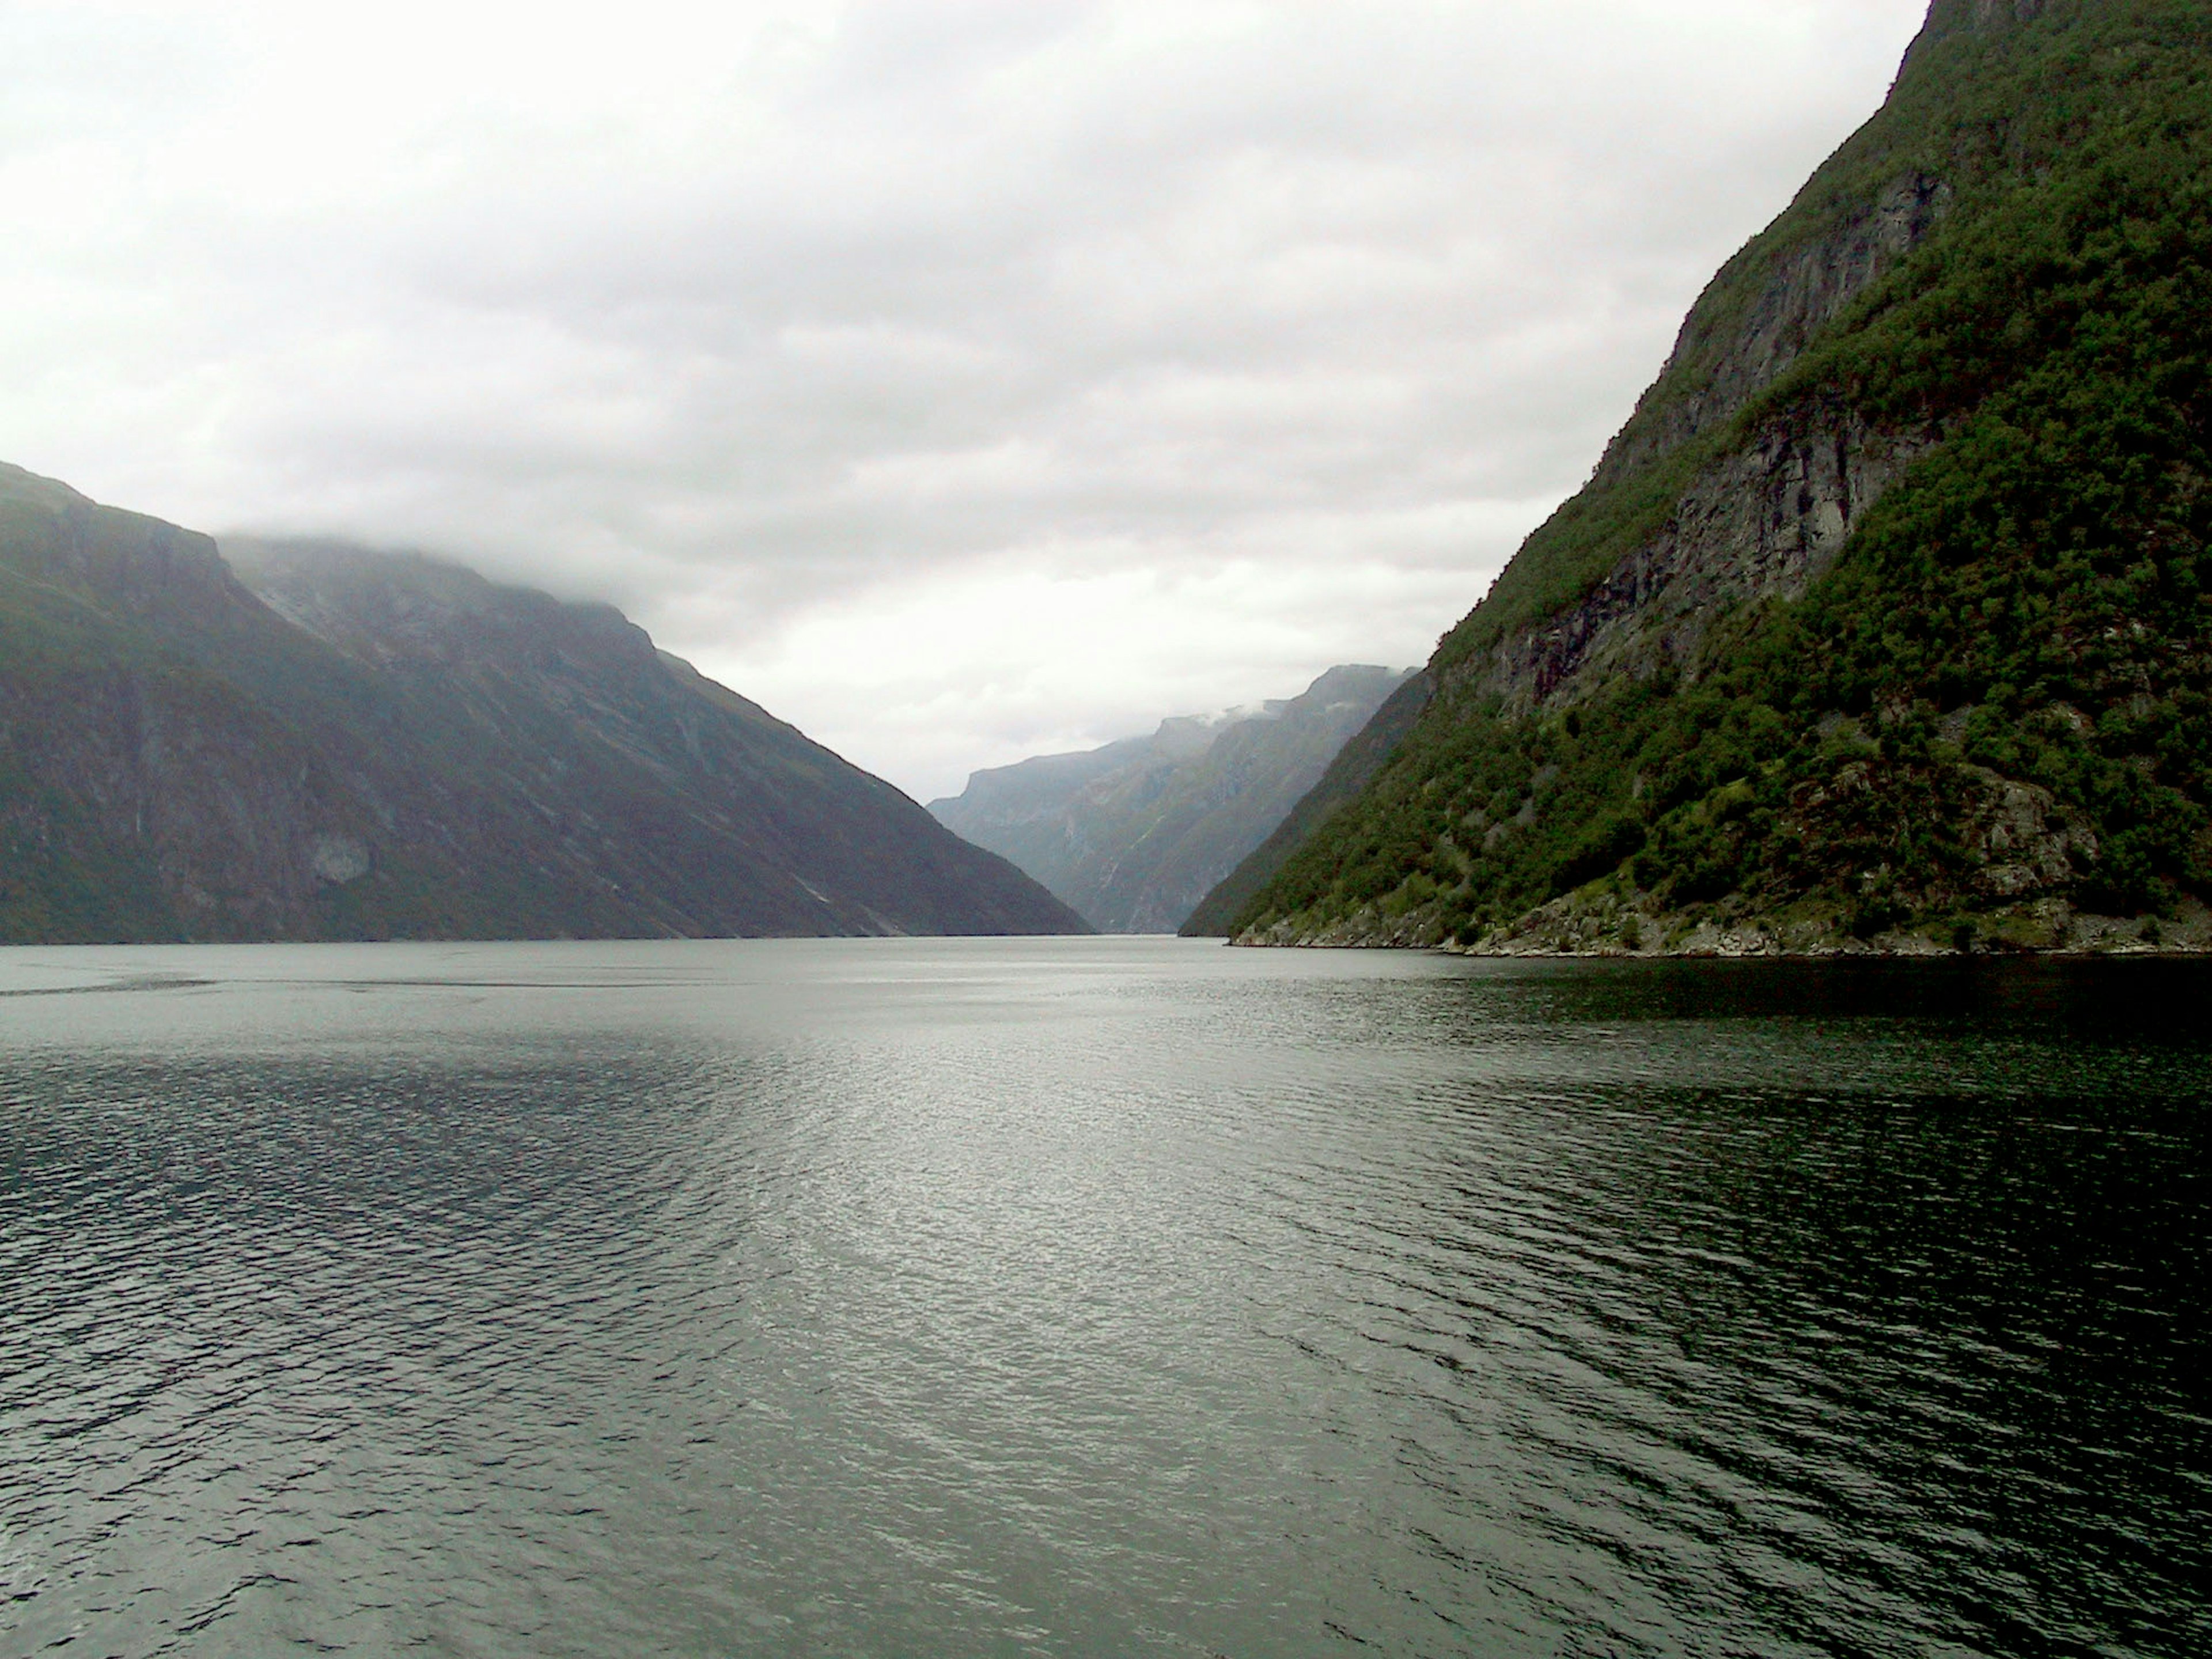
[1597,172,1950,486]
[1484,414,1936,709]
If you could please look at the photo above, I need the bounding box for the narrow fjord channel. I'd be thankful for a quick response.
[1,939,2205,1657]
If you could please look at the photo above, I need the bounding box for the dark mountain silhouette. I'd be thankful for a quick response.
[0,464,1086,941]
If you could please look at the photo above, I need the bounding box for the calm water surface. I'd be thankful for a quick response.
[0,938,2205,1657]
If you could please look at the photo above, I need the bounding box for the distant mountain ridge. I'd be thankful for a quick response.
[930,665,1412,932]
[0,463,1086,941]
[1179,668,1434,937]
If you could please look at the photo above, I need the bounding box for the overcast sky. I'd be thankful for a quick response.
[0,0,1929,800]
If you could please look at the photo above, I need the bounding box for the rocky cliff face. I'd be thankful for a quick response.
[930,665,1411,932]
[1593,173,1951,492]
[1210,0,2212,956]
[0,465,1087,942]
[1488,414,1937,709]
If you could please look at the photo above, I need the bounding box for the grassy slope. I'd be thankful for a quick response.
[1225,0,2212,946]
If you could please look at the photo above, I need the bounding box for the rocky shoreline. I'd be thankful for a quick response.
[1233,891,2212,957]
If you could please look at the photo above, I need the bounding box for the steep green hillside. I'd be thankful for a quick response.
[1216,0,2212,955]
[0,467,1086,941]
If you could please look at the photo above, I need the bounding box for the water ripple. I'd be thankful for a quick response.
[0,942,2206,1657]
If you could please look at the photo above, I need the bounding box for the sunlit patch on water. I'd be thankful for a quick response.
[1,940,2207,1656]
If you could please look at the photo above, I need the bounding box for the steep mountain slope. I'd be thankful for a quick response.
[0,465,1086,941]
[1215,0,2212,955]
[930,665,1411,931]
[1180,669,1431,935]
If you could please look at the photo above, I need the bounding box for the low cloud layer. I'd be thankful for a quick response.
[0,0,1927,798]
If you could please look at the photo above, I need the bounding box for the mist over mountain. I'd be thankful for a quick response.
[930,665,1411,933]
[1207,0,2212,955]
[0,463,1085,942]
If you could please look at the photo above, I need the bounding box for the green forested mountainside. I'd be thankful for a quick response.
[931,664,1411,932]
[1215,0,2212,953]
[0,466,1086,941]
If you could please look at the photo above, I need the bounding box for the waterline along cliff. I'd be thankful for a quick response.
[1194,0,2212,956]
[0,466,1086,942]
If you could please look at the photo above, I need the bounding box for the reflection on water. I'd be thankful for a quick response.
[0,940,2206,1657]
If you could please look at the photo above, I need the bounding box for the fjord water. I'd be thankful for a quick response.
[1,942,2205,1658]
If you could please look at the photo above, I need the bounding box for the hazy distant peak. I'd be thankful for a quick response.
[224,533,658,680]
[931,662,1415,932]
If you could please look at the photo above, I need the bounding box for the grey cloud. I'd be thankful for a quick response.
[0,0,1930,795]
